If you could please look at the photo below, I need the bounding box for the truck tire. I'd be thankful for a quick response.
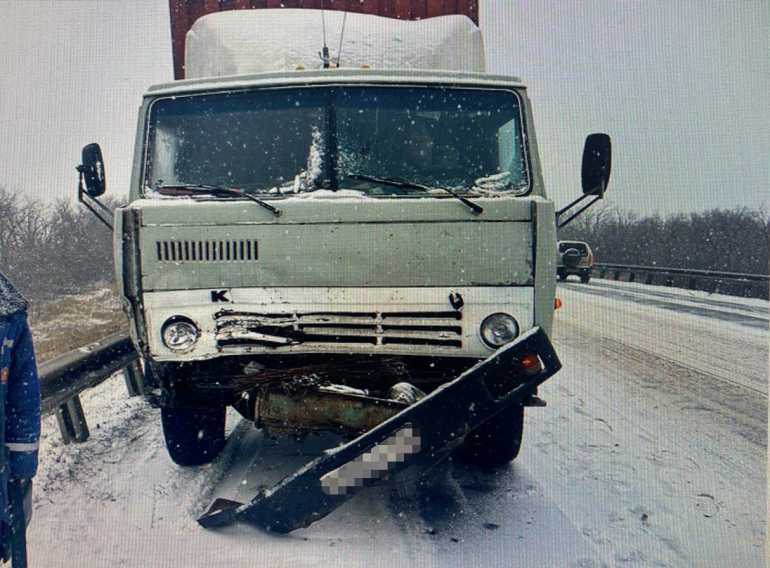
[580,274,591,283]
[460,405,524,467]
[161,406,226,466]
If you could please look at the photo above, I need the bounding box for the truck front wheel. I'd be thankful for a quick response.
[161,406,226,466]
[460,405,524,467]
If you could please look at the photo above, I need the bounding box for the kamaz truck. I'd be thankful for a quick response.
[77,0,611,499]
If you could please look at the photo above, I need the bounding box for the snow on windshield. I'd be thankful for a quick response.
[144,86,529,199]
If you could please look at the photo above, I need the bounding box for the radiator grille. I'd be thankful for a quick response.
[215,311,463,350]
[156,240,258,262]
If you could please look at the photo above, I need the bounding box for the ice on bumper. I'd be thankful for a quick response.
[320,426,421,496]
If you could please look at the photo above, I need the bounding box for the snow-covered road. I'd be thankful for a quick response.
[28,281,767,567]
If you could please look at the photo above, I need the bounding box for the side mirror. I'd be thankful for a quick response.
[581,133,611,196]
[78,143,106,197]
[556,133,613,229]
[76,143,112,230]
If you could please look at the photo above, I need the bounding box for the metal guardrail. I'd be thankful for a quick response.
[593,263,769,299]
[39,332,139,444]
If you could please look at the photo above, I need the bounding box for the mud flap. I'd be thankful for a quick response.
[198,327,561,533]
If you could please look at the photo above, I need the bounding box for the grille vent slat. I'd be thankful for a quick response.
[215,311,463,350]
[156,240,258,262]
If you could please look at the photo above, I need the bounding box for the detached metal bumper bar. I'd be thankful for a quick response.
[198,327,561,533]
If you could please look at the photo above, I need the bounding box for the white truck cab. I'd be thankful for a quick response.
[78,8,611,468]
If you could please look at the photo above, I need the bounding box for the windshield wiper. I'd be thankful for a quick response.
[348,174,483,215]
[156,183,282,217]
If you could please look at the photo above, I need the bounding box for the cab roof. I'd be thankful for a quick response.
[145,68,527,98]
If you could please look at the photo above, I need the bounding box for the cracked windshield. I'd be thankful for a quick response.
[146,87,528,196]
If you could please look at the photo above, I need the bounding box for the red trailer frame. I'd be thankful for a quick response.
[169,0,480,79]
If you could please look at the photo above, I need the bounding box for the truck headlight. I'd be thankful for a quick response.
[162,317,199,352]
[480,313,519,348]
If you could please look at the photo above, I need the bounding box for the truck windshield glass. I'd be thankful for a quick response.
[145,87,528,197]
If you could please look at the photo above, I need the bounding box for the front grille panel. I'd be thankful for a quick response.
[215,311,463,350]
[156,240,258,262]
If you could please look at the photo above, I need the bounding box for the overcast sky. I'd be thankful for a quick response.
[0,0,767,215]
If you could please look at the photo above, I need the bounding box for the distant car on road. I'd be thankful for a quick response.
[557,241,594,283]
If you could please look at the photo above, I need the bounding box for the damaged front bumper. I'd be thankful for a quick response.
[198,326,561,533]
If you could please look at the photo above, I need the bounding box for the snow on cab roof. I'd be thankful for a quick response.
[184,8,485,78]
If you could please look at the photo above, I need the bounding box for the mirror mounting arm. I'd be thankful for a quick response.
[555,183,604,230]
[77,167,113,230]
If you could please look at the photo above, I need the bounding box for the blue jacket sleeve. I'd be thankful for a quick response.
[6,314,41,479]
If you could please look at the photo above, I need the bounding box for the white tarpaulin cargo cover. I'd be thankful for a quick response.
[185,9,485,78]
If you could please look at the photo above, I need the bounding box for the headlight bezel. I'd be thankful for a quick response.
[479,312,520,349]
[161,316,200,352]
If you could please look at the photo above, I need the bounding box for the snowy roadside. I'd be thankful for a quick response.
[545,279,767,566]
[28,375,426,568]
[556,280,768,395]
[28,372,609,568]
[27,286,126,363]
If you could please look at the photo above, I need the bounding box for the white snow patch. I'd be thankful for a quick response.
[185,9,485,78]
[282,188,367,200]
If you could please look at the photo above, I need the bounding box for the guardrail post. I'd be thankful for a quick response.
[55,395,90,444]
[123,358,145,397]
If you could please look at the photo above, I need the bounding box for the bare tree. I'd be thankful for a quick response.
[557,203,769,275]
[0,186,115,302]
